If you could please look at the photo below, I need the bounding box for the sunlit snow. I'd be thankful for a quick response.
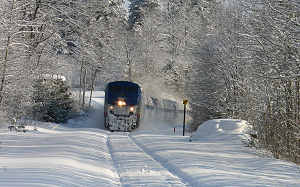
[0,91,299,186]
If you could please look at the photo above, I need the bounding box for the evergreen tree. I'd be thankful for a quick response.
[32,77,75,123]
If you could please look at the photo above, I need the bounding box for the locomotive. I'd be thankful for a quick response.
[104,81,143,132]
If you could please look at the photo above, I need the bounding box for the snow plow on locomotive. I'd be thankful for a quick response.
[104,81,143,132]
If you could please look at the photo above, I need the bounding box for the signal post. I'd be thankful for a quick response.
[183,99,188,136]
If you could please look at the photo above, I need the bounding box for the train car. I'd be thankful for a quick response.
[104,81,143,132]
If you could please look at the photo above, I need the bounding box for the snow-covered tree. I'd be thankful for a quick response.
[0,0,43,120]
[125,0,163,84]
[243,0,300,161]
[32,77,75,123]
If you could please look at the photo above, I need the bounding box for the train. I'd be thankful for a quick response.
[104,81,143,132]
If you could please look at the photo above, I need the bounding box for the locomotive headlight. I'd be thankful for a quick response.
[109,105,114,110]
[129,106,135,112]
[117,100,126,106]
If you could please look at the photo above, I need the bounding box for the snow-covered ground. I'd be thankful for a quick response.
[0,91,299,186]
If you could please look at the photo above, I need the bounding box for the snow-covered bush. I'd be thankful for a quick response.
[32,78,76,123]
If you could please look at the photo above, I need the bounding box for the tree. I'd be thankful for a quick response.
[32,77,75,123]
[0,0,43,120]
[244,0,300,161]
[174,0,221,128]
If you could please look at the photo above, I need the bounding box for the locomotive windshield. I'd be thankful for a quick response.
[105,81,140,105]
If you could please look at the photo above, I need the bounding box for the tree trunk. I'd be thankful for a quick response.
[82,68,87,108]
[296,80,299,125]
[89,69,98,108]
[79,60,84,105]
[0,36,11,106]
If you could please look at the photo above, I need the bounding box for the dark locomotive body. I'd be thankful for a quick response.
[104,81,142,132]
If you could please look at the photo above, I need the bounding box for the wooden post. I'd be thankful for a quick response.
[183,104,186,136]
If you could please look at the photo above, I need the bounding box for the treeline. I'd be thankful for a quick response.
[128,0,300,162]
[183,0,300,163]
[0,0,126,120]
[0,0,299,162]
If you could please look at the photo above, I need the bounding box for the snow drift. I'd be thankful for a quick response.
[193,119,249,140]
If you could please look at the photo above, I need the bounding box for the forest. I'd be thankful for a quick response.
[0,0,299,163]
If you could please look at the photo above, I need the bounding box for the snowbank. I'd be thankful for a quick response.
[2,95,300,187]
[193,119,249,141]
